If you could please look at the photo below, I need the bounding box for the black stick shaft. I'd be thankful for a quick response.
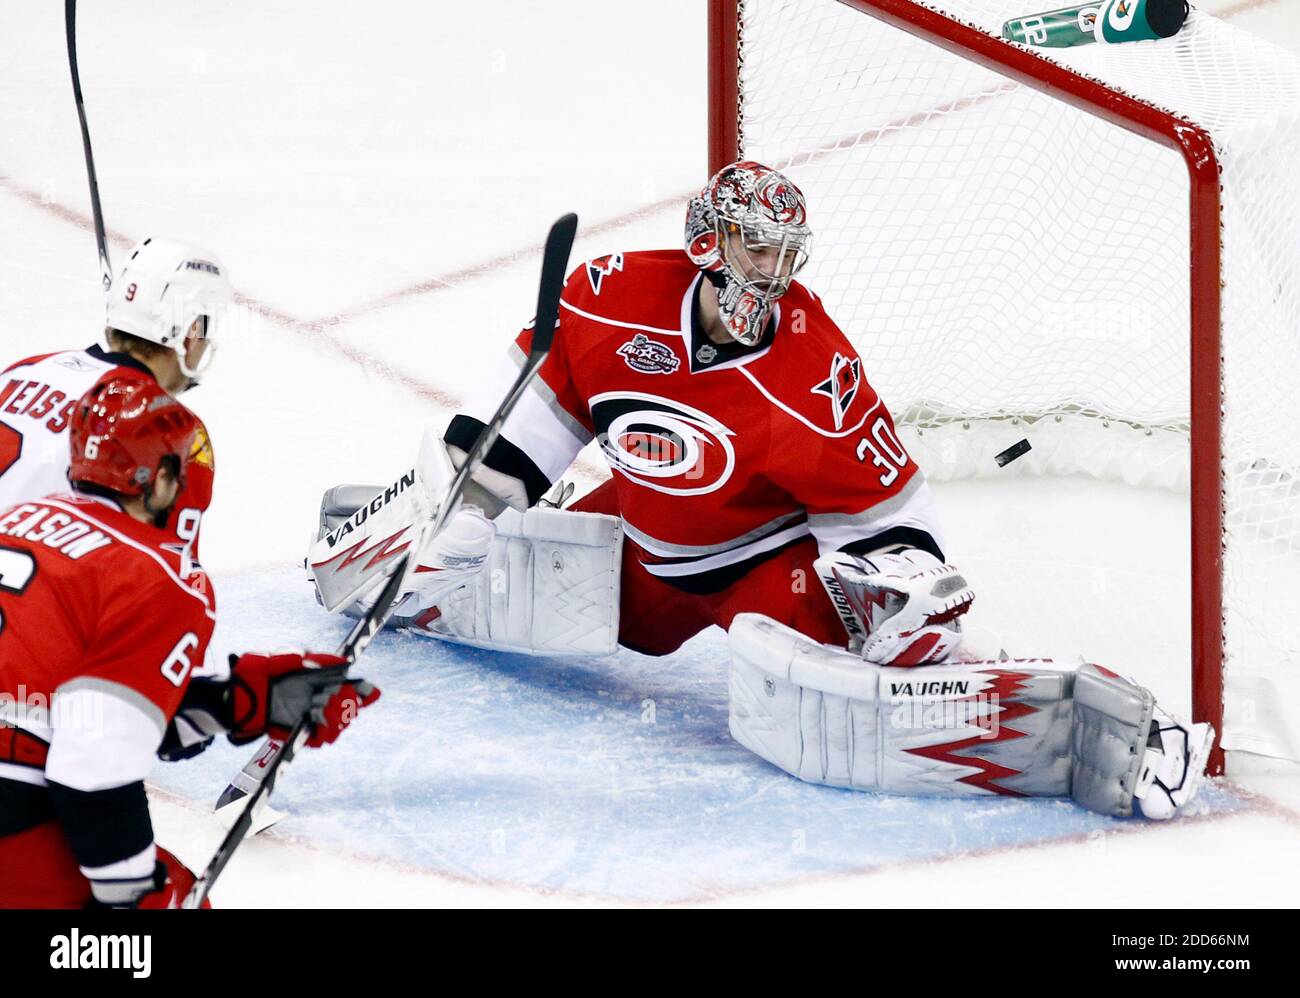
[185,212,577,908]
[65,0,112,292]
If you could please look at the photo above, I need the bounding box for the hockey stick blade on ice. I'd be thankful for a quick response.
[189,213,577,906]
[65,0,113,293]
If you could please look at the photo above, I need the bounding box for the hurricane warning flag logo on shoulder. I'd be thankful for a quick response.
[811,352,862,431]
[586,253,624,295]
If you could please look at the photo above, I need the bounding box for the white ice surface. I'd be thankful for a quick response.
[2,0,1299,906]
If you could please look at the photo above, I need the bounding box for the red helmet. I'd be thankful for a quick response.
[69,375,199,499]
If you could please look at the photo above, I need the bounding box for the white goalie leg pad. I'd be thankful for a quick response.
[1071,665,1215,819]
[1069,665,1155,817]
[728,615,1214,817]
[411,506,622,656]
[728,614,1072,798]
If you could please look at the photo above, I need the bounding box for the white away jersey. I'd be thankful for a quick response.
[0,346,216,562]
[0,347,129,508]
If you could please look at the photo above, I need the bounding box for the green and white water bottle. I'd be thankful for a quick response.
[1002,0,1189,47]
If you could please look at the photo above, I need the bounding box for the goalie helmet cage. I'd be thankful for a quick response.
[708,0,1300,775]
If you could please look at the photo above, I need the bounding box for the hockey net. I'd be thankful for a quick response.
[711,0,1300,767]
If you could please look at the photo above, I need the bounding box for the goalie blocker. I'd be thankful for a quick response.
[728,614,1215,819]
[309,447,622,657]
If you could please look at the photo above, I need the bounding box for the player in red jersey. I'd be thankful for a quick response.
[308,162,1211,819]
[0,377,378,909]
[0,236,231,564]
[435,161,973,663]
[308,161,971,662]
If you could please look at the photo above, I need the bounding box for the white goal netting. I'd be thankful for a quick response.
[732,0,1300,760]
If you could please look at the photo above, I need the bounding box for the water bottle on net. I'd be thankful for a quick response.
[1002,0,1188,48]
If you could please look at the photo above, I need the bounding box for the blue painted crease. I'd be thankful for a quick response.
[149,568,1244,902]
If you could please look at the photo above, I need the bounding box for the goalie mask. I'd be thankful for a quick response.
[684,161,811,346]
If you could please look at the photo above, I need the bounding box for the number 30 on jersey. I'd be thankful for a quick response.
[855,416,909,486]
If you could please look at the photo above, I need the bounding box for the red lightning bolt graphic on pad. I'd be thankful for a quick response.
[904,670,1038,796]
[311,528,412,575]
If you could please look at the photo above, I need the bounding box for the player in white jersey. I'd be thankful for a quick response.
[0,236,233,559]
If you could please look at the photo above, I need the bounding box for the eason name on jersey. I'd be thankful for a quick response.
[0,504,113,559]
[49,930,151,978]
[324,470,416,548]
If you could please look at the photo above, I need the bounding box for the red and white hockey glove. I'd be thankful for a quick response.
[226,652,380,748]
[133,847,210,910]
[814,549,975,666]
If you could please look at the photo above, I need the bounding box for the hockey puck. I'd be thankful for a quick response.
[995,438,1032,467]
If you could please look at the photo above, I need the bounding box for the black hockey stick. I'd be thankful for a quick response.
[65,0,113,293]
[184,212,578,908]
[211,210,576,820]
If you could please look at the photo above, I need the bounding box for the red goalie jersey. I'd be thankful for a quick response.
[447,250,945,653]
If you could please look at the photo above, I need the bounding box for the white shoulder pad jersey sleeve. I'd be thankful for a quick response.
[444,300,593,512]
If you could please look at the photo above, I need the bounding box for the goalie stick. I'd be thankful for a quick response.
[65,0,114,293]
[188,213,578,903]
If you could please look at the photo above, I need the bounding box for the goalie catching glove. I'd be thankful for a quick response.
[815,548,975,666]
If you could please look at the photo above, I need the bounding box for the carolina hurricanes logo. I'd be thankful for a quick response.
[586,253,624,295]
[685,197,722,269]
[688,232,719,265]
[810,352,862,431]
[590,391,736,496]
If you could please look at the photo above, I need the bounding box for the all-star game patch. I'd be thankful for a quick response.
[617,333,681,375]
[995,438,1032,467]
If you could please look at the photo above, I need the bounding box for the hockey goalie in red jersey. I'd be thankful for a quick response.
[433,160,973,664]
[0,377,378,909]
[309,161,1212,821]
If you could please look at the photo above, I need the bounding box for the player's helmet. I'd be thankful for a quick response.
[105,237,234,382]
[684,160,812,346]
[69,375,199,501]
